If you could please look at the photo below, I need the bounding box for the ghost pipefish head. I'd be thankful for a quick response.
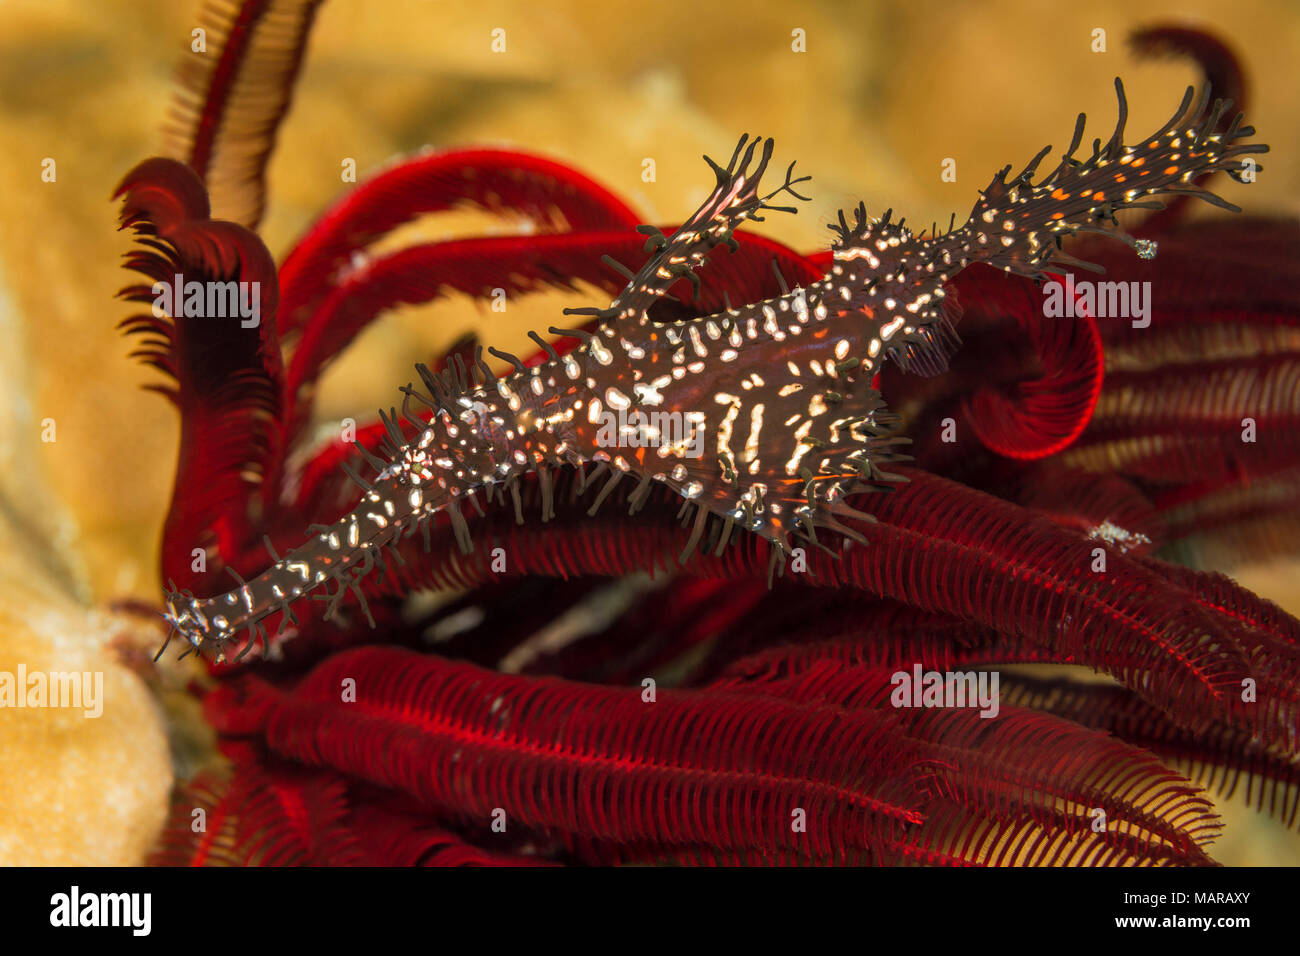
[158,581,233,661]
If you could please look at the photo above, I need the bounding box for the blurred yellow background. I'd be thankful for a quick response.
[0,0,1295,864]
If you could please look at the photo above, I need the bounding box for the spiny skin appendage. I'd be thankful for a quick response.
[160,81,1266,660]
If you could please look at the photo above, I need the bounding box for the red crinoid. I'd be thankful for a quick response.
[126,5,1299,866]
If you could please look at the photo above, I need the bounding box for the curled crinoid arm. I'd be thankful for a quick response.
[585,135,811,326]
[958,77,1268,279]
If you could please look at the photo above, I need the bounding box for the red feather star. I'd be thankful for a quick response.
[121,5,1300,866]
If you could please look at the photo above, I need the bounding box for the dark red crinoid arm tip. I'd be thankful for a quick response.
[960,270,1104,460]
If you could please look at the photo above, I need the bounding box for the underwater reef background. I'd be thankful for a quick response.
[0,0,1297,864]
